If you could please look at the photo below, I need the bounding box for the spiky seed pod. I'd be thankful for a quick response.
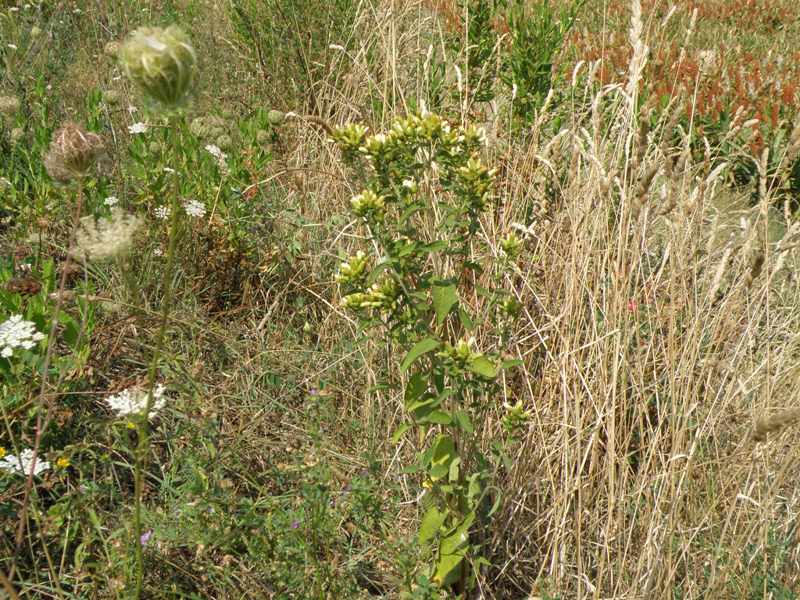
[44,122,105,182]
[119,26,196,108]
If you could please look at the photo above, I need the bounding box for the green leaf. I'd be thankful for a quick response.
[501,358,523,370]
[419,506,446,544]
[397,241,418,257]
[407,397,438,420]
[400,338,440,372]
[429,435,456,482]
[448,456,460,482]
[420,410,452,425]
[432,281,458,326]
[405,373,428,403]
[399,203,424,224]
[487,493,502,517]
[391,423,411,444]
[453,410,474,434]
[441,511,475,555]
[458,307,475,330]
[468,355,498,378]
[423,240,448,253]
[434,549,465,586]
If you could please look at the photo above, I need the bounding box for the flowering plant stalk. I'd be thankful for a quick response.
[332,113,523,595]
[119,23,197,598]
[128,114,186,598]
[7,121,102,589]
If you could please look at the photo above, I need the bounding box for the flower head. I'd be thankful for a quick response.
[0,315,46,358]
[71,207,141,262]
[104,384,166,420]
[267,110,286,126]
[119,25,196,107]
[335,250,369,286]
[0,448,51,476]
[44,122,105,182]
[183,198,206,218]
[154,205,171,220]
[204,143,229,174]
[350,189,385,220]
[204,143,224,160]
[128,122,148,134]
[104,196,119,207]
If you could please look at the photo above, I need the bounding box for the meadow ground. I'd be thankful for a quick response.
[2,0,800,598]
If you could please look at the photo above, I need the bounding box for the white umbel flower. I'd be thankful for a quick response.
[71,208,141,262]
[128,122,148,134]
[0,315,45,358]
[154,205,171,220]
[204,143,229,175]
[104,384,166,420]
[204,143,226,161]
[0,448,51,476]
[183,199,206,218]
[104,196,119,207]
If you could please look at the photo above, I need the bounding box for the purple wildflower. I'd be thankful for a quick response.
[140,529,153,545]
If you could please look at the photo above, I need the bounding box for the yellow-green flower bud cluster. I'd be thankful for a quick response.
[457,157,497,211]
[501,297,522,319]
[341,277,400,313]
[330,123,369,157]
[500,232,522,259]
[358,113,460,164]
[501,400,532,436]
[119,26,196,108]
[437,337,482,369]
[462,124,488,148]
[335,251,369,287]
[350,189,385,220]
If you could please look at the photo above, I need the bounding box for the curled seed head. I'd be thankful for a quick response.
[267,110,286,126]
[44,122,105,182]
[119,25,196,108]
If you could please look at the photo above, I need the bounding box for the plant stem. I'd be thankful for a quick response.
[9,184,84,599]
[131,115,183,598]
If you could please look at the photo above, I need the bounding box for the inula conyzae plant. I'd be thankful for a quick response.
[331,113,524,595]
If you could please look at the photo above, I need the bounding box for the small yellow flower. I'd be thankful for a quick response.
[126,421,137,429]
[0,446,5,459]
[56,457,70,469]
